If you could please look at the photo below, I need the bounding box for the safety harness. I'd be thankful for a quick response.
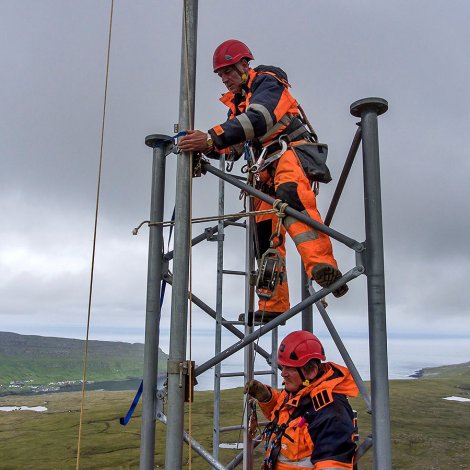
[261,394,311,469]
[260,368,359,470]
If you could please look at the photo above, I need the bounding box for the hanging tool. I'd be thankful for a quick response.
[248,399,261,438]
[249,138,287,174]
[255,200,288,299]
[256,248,286,300]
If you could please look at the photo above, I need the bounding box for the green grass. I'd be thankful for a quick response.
[1,363,469,469]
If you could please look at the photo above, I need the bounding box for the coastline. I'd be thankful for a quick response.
[1,364,461,397]
[0,377,146,397]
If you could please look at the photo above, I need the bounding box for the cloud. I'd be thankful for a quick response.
[1,0,470,356]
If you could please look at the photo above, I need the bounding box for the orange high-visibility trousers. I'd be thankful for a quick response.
[255,198,290,313]
[255,148,337,314]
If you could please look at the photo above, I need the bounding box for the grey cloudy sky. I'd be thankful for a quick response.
[1,1,469,366]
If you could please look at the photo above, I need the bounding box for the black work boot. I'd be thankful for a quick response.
[238,310,286,325]
[311,263,349,298]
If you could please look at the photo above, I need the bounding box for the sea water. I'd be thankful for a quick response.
[192,335,470,391]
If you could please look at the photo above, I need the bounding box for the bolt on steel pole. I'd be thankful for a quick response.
[140,135,173,470]
[165,1,198,469]
[350,97,391,470]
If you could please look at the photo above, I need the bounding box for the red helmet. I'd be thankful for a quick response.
[213,39,254,72]
[278,331,326,367]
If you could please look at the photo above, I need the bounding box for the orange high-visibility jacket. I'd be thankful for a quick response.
[208,66,299,157]
[258,362,359,470]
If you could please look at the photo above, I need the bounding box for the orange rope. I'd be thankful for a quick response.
[76,1,114,468]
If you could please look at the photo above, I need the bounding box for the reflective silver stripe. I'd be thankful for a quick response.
[278,454,314,467]
[247,103,273,130]
[284,210,310,231]
[235,114,255,140]
[283,215,297,230]
[292,230,318,245]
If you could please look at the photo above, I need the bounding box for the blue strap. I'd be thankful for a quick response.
[244,141,251,161]
[119,381,143,425]
[120,206,176,426]
[173,131,187,139]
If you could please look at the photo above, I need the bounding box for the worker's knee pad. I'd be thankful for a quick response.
[275,182,305,212]
[256,220,272,255]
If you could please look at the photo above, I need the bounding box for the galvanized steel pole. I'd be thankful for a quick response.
[270,328,278,389]
[243,197,256,470]
[301,268,313,332]
[140,134,173,470]
[212,156,225,465]
[350,97,391,470]
[165,1,198,468]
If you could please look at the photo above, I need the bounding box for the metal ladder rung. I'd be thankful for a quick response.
[222,269,246,275]
[225,221,246,228]
[220,422,269,433]
[219,370,275,378]
[220,424,243,432]
[221,320,245,326]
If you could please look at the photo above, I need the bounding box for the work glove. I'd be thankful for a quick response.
[244,380,271,403]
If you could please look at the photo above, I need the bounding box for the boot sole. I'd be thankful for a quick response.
[239,312,286,326]
[312,264,349,298]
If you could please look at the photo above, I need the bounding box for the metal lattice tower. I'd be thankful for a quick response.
[136,1,391,469]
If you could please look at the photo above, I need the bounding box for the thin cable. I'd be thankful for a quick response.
[76,1,114,468]
[133,208,278,234]
[237,194,269,450]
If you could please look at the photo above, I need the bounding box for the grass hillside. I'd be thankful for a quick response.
[0,362,469,469]
[0,331,167,385]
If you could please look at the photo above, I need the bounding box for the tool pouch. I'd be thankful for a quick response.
[290,141,332,184]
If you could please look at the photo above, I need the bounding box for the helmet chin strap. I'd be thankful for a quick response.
[296,367,310,388]
[233,63,248,84]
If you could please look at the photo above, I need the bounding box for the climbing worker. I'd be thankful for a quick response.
[244,330,358,469]
[178,39,348,324]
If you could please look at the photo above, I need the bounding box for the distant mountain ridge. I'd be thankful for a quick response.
[0,331,167,386]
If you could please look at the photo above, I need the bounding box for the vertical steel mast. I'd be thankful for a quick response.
[165,1,198,468]
[351,97,391,469]
[140,135,173,470]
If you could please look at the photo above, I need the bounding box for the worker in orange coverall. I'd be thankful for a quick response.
[179,40,348,323]
[245,330,358,469]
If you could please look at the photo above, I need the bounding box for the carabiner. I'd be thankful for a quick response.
[249,146,268,174]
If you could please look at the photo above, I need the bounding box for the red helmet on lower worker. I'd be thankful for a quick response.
[278,331,326,367]
[213,39,254,72]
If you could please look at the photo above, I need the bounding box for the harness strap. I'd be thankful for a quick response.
[258,115,292,145]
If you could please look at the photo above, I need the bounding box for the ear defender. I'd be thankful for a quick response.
[302,379,310,387]
[241,72,247,83]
